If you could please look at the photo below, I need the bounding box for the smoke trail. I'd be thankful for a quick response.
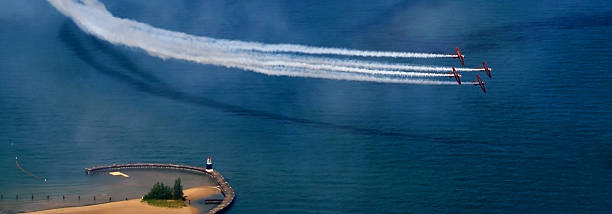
[223,54,458,77]
[218,42,455,58]
[265,54,484,72]
[49,0,453,59]
[47,0,461,85]
[207,58,459,84]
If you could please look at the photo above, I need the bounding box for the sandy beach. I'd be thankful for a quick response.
[27,186,220,214]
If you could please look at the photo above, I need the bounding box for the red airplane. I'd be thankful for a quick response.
[472,74,486,93]
[477,61,492,78]
[453,47,465,66]
[450,66,461,85]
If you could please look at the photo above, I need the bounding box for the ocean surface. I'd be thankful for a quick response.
[1,0,612,213]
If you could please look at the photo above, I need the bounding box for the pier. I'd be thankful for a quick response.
[85,163,234,214]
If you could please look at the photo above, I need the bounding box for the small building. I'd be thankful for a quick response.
[206,156,213,172]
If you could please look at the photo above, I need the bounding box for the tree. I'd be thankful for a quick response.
[143,182,173,200]
[173,178,183,200]
[142,178,184,201]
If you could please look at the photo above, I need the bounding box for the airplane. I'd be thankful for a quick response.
[472,74,486,93]
[453,47,465,66]
[450,66,461,85]
[477,61,492,78]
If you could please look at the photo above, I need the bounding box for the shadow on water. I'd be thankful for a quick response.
[57,21,485,145]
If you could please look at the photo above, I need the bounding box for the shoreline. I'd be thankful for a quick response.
[26,186,220,214]
[85,163,235,213]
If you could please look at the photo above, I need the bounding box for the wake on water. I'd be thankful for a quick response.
[48,0,465,85]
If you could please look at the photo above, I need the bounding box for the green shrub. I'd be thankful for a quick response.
[143,178,183,200]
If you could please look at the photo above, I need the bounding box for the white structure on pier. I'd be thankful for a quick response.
[206,156,213,172]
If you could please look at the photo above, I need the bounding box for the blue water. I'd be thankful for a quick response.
[1,0,612,213]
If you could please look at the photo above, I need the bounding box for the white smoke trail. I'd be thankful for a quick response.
[187,54,459,84]
[188,52,460,84]
[245,57,458,77]
[47,0,462,85]
[265,54,484,72]
[218,42,455,58]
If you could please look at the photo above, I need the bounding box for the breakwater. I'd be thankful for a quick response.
[85,163,234,214]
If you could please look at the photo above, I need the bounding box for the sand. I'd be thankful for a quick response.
[108,171,129,178]
[27,186,220,214]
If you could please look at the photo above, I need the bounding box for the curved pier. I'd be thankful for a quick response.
[85,163,234,214]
